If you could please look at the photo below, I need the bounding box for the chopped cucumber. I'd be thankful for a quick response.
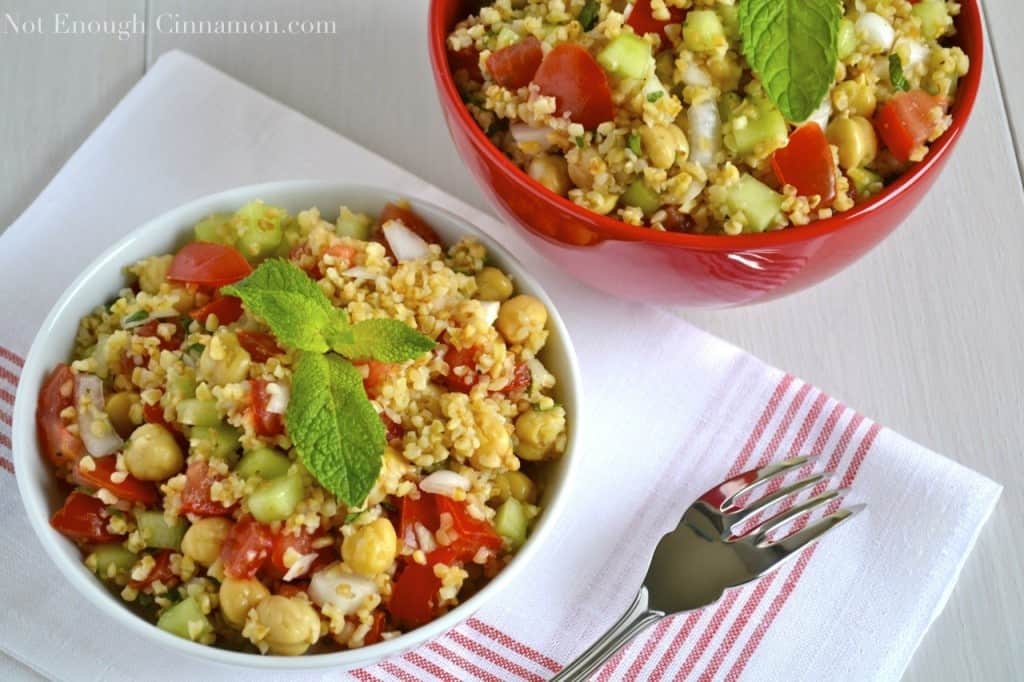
[726,100,788,156]
[597,33,652,80]
[175,398,220,428]
[88,544,138,579]
[724,174,784,233]
[847,167,884,199]
[247,473,304,523]
[912,0,951,41]
[494,498,528,549]
[837,19,856,60]
[718,92,742,123]
[621,180,662,216]
[136,511,188,550]
[194,214,235,246]
[683,10,726,53]
[157,596,212,641]
[235,447,291,480]
[190,424,241,464]
[234,200,286,261]
[336,208,373,240]
[168,374,196,403]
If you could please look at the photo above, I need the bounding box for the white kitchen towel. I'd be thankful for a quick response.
[0,51,1000,682]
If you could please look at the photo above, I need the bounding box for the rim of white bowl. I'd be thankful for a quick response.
[12,180,582,670]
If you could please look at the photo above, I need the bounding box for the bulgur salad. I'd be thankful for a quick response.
[36,199,567,654]
[448,0,970,234]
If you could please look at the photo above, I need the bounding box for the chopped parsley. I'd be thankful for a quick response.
[646,91,665,103]
[628,132,642,156]
[579,0,600,31]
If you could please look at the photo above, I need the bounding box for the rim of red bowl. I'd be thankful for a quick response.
[428,0,984,250]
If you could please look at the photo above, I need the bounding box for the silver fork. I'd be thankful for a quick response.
[551,455,864,681]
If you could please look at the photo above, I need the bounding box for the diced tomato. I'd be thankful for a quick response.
[355,359,397,400]
[626,0,687,44]
[50,491,122,544]
[190,295,244,326]
[180,459,234,517]
[487,36,544,89]
[381,413,405,444]
[398,493,439,542]
[771,123,837,204]
[266,530,314,580]
[533,43,615,129]
[364,611,387,645]
[498,362,532,395]
[220,516,272,579]
[142,402,170,429]
[167,242,252,289]
[249,379,285,438]
[874,90,947,163]
[373,203,443,258]
[134,318,186,351]
[326,242,359,264]
[276,582,309,598]
[129,549,179,590]
[388,559,443,629]
[37,364,85,471]
[77,456,159,506]
[435,495,503,561]
[449,45,483,82]
[441,342,481,393]
[236,330,283,363]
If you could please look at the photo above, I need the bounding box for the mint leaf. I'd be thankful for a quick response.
[628,132,642,156]
[579,0,600,31]
[285,352,385,507]
[221,259,352,353]
[889,54,910,92]
[647,91,664,103]
[739,0,841,122]
[333,318,437,363]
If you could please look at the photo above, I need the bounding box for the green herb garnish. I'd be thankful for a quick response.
[739,0,841,122]
[628,132,642,156]
[187,342,205,356]
[889,54,910,92]
[579,0,600,31]
[221,259,435,507]
[646,91,665,103]
[574,135,585,148]
[123,310,149,325]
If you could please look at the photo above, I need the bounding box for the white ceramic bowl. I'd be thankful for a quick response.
[12,181,581,670]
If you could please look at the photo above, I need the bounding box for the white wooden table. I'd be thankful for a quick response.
[1,1,1021,680]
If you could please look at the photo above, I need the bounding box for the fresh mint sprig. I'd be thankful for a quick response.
[221,258,436,506]
[739,0,842,122]
[889,54,910,92]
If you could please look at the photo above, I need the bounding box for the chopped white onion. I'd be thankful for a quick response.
[856,12,895,52]
[419,470,472,497]
[309,563,378,615]
[414,522,438,553]
[681,62,711,87]
[264,382,289,414]
[383,221,430,262]
[688,99,721,168]
[282,552,318,582]
[897,38,930,69]
[642,72,669,100]
[680,177,707,212]
[510,123,557,153]
[804,97,833,131]
[479,300,500,327]
[342,266,377,280]
[75,374,124,457]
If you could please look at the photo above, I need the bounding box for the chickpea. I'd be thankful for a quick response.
[567,147,603,189]
[181,517,232,567]
[249,595,321,656]
[494,471,537,504]
[496,295,548,345]
[587,191,621,216]
[342,518,398,577]
[135,255,172,295]
[527,154,572,196]
[826,116,878,170]
[199,329,251,386]
[515,407,566,461]
[123,423,184,481]
[640,124,689,170]
[105,391,141,439]
[475,266,514,302]
[832,80,877,118]
[219,578,270,629]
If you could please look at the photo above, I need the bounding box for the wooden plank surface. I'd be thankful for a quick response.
[0,0,1018,679]
[0,0,145,231]
[984,0,1024,175]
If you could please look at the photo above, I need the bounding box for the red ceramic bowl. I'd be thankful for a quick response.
[428,0,983,307]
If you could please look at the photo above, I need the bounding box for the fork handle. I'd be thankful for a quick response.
[550,587,664,681]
